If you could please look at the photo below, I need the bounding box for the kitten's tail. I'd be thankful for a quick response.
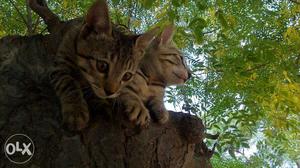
[28,0,62,33]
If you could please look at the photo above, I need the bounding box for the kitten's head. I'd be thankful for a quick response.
[143,25,191,86]
[75,0,157,98]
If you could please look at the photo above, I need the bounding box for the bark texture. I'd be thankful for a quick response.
[0,32,211,168]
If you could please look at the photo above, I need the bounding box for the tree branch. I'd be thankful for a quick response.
[296,160,300,168]
[26,0,34,35]
[205,133,220,140]
[32,17,42,33]
[28,0,61,33]
[290,0,300,4]
[8,0,28,28]
[243,63,269,73]
[203,28,219,35]
[127,0,133,28]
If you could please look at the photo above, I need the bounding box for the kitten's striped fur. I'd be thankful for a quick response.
[119,25,191,126]
[51,1,157,130]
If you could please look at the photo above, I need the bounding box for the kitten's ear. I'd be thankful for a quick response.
[135,27,160,51]
[81,0,112,37]
[159,25,175,45]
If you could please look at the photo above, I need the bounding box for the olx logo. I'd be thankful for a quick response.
[4,134,34,164]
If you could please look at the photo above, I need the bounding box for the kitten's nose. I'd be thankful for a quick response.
[104,82,118,96]
[104,88,115,96]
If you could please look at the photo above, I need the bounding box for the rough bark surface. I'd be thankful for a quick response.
[0,32,211,168]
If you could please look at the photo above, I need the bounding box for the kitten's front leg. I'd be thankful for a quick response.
[147,96,169,124]
[51,70,89,131]
[119,91,150,127]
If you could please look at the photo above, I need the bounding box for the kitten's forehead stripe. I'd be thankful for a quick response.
[74,26,140,91]
[159,47,189,69]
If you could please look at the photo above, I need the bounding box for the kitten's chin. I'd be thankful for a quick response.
[166,77,187,86]
[175,81,186,85]
[98,93,119,99]
[91,87,107,98]
[169,71,189,85]
[91,87,119,99]
[168,80,185,86]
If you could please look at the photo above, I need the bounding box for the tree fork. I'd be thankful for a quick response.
[28,0,61,33]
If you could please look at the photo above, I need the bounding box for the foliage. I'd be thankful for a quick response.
[211,155,267,168]
[211,156,246,168]
[0,0,299,167]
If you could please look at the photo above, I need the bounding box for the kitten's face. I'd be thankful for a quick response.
[75,1,156,98]
[76,33,139,98]
[157,45,191,86]
[147,25,191,86]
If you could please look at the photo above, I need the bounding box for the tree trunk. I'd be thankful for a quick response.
[296,160,300,168]
[0,33,212,168]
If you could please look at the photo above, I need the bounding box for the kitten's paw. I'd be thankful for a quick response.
[157,110,169,124]
[148,101,169,124]
[125,102,150,127]
[62,105,90,131]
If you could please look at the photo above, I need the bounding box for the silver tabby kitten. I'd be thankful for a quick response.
[50,0,157,130]
[119,25,191,126]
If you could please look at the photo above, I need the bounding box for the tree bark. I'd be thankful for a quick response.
[0,34,211,167]
[296,160,300,168]
[26,0,34,35]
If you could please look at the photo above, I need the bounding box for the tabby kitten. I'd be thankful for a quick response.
[119,25,191,126]
[50,1,157,130]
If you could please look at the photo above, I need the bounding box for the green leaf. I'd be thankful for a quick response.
[196,1,207,10]
[189,17,206,44]
[216,9,228,29]
[229,148,236,159]
[111,0,120,5]
[189,17,207,29]
[142,0,154,9]
[167,9,177,21]
[171,0,180,7]
[241,143,250,148]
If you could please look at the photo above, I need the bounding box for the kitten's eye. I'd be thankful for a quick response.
[165,59,178,65]
[96,61,109,73]
[122,72,133,81]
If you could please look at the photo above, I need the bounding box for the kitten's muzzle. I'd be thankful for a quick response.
[104,88,116,96]
[173,71,189,82]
